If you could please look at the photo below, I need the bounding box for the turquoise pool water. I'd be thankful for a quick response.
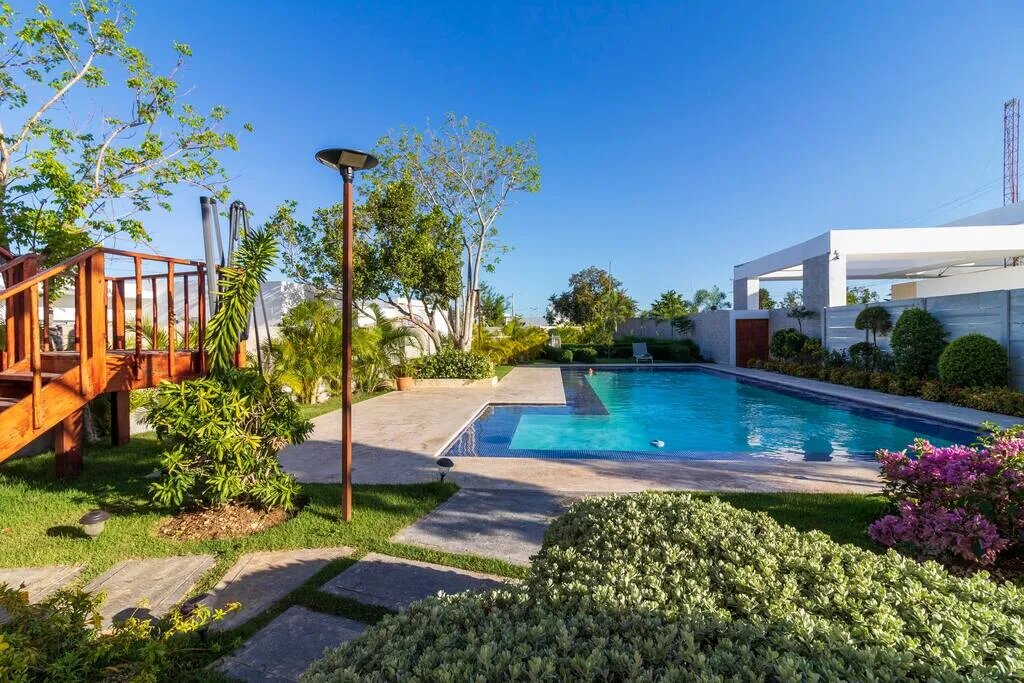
[443,368,976,462]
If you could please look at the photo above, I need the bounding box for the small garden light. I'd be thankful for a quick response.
[436,457,454,481]
[79,509,111,539]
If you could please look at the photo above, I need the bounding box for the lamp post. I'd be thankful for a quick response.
[315,148,379,522]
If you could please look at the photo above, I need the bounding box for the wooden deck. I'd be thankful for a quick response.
[0,247,218,476]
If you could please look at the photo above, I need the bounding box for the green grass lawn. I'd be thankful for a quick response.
[692,491,887,549]
[495,365,515,380]
[0,434,525,584]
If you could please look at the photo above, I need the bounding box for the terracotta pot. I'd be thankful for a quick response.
[396,376,415,391]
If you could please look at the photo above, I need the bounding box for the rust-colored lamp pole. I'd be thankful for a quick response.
[315,148,378,522]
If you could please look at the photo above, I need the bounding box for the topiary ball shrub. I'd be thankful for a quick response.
[305,494,1024,682]
[890,308,946,378]
[938,333,1009,388]
[573,346,597,363]
[417,347,494,379]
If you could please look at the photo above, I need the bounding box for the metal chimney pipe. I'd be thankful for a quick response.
[199,197,220,316]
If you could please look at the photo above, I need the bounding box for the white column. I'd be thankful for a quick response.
[733,277,760,310]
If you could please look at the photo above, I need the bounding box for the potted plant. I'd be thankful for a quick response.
[394,358,416,391]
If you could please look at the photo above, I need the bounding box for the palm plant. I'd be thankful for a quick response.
[693,286,731,311]
[264,299,343,404]
[479,317,547,365]
[352,304,422,393]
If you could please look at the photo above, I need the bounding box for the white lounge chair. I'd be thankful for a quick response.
[632,342,654,363]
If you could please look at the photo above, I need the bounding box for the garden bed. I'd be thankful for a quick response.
[156,503,294,541]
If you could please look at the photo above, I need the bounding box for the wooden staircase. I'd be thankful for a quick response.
[0,247,216,477]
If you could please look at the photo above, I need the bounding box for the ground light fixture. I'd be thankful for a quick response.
[436,457,455,481]
[315,148,379,522]
[79,509,110,539]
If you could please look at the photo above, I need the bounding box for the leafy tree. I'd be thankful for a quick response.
[847,287,880,305]
[265,299,343,404]
[758,288,776,310]
[854,306,893,346]
[370,114,540,350]
[779,289,815,332]
[781,289,802,310]
[276,179,463,348]
[477,282,509,326]
[891,308,946,379]
[0,1,248,263]
[693,285,731,311]
[590,287,637,347]
[547,267,633,325]
[478,317,547,365]
[649,290,694,320]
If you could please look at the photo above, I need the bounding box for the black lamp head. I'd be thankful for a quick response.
[315,148,379,173]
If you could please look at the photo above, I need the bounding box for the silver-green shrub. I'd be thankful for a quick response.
[305,493,1024,682]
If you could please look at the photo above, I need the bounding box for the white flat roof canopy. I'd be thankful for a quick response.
[734,205,1024,282]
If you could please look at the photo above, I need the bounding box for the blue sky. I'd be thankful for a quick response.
[56,0,1024,316]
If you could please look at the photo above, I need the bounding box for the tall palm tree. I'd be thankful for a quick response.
[693,286,731,311]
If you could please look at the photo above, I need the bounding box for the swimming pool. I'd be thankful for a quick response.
[442,367,977,462]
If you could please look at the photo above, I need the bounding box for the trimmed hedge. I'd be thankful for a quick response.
[573,346,598,363]
[543,345,573,363]
[891,308,946,378]
[938,333,1009,388]
[769,328,809,360]
[752,358,1024,417]
[564,339,700,362]
[305,494,1024,681]
[417,347,494,379]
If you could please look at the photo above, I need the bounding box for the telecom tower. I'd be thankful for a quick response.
[1005,98,1020,205]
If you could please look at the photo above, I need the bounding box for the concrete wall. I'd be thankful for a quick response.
[615,311,732,363]
[823,289,1024,389]
[768,309,810,339]
[895,267,1024,299]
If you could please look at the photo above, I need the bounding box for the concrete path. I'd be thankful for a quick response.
[320,553,506,611]
[85,555,216,627]
[0,565,83,623]
[202,547,354,631]
[392,489,573,566]
[216,606,365,683]
[280,367,882,493]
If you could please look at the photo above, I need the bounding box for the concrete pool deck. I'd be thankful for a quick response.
[278,364,1021,495]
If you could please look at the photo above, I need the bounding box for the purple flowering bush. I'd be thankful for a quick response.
[869,424,1024,565]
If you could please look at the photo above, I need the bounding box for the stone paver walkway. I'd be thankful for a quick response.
[0,564,83,601]
[0,565,83,622]
[216,606,365,682]
[321,552,506,611]
[85,555,215,627]
[203,547,353,631]
[392,489,573,565]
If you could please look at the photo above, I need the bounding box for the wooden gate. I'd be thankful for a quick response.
[735,318,769,367]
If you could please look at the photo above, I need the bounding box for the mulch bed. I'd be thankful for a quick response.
[157,503,292,541]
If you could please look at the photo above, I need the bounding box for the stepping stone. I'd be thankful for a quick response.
[320,552,506,611]
[0,565,83,623]
[201,547,354,632]
[391,488,575,565]
[215,605,365,682]
[85,555,215,627]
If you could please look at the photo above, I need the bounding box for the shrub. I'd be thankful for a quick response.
[308,494,1024,681]
[847,341,879,370]
[542,345,573,363]
[957,387,1024,416]
[870,425,1024,565]
[418,346,495,379]
[891,308,946,378]
[854,305,893,344]
[938,333,1009,388]
[144,369,311,510]
[0,584,234,681]
[769,328,809,360]
[574,346,597,363]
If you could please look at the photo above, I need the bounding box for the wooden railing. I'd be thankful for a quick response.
[0,247,209,429]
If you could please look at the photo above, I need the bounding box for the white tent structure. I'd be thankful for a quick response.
[732,205,1024,311]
